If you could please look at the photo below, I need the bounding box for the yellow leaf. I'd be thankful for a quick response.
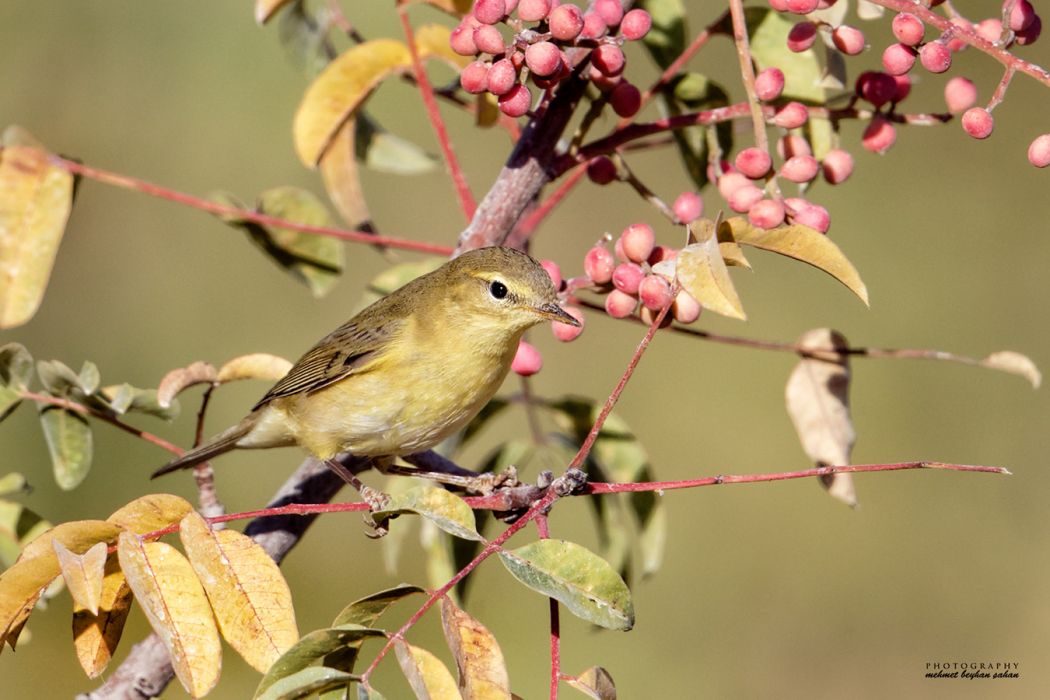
[721,217,869,306]
[157,361,218,409]
[321,119,372,229]
[676,221,747,320]
[255,0,295,24]
[566,666,617,700]
[440,598,511,699]
[395,640,464,700]
[117,532,221,698]
[179,511,299,673]
[718,240,751,269]
[72,552,133,678]
[217,353,293,384]
[0,127,75,329]
[0,555,59,649]
[981,351,1041,388]
[293,39,412,166]
[19,519,122,563]
[53,540,106,615]
[108,494,194,534]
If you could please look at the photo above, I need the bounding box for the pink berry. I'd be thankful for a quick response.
[586,156,617,184]
[780,155,819,183]
[1006,0,1036,32]
[961,107,994,139]
[621,9,653,40]
[856,71,899,107]
[592,44,626,76]
[728,184,764,213]
[473,0,507,24]
[882,43,916,76]
[473,25,505,54]
[672,192,703,223]
[549,4,584,41]
[584,245,615,284]
[610,81,642,117]
[612,262,645,294]
[639,274,674,311]
[892,12,924,46]
[717,171,750,199]
[755,68,785,101]
[773,101,809,129]
[604,289,637,318]
[511,339,543,376]
[487,59,517,95]
[581,12,608,39]
[785,0,819,13]
[460,61,490,93]
[540,259,562,289]
[946,17,973,52]
[832,25,866,55]
[620,223,655,263]
[1027,133,1050,167]
[647,245,678,265]
[862,114,896,154]
[525,41,561,76]
[944,77,977,113]
[792,202,830,232]
[891,74,912,101]
[672,290,702,324]
[1016,15,1042,44]
[748,199,786,228]
[769,0,791,11]
[450,22,479,56]
[498,83,532,117]
[595,0,623,27]
[920,42,952,73]
[778,134,812,159]
[552,305,585,342]
[787,22,818,52]
[821,149,854,185]
[735,147,772,179]
[976,18,1003,43]
[586,65,622,91]
[517,0,551,22]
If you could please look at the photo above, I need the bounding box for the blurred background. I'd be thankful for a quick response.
[1,1,1048,698]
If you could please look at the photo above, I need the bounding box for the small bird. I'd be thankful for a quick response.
[153,246,579,481]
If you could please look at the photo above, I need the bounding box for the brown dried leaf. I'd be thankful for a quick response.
[72,552,133,678]
[53,540,106,615]
[395,640,463,700]
[117,532,221,698]
[981,351,1041,388]
[217,353,293,384]
[107,493,194,534]
[785,329,857,507]
[440,598,511,700]
[676,220,746,320]
[157,362,218,408]
[180,511,299,673]
[566,666,617,700]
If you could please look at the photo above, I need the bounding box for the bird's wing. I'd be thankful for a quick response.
[253,316,404,409]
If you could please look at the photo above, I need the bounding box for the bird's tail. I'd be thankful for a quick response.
[151,419,253,478]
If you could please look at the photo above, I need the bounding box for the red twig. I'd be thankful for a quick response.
[515,164,587,241]
[397,6,476,221]
[535,515,561,700]
[48,155,454,256]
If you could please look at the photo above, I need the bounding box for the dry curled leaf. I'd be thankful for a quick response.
[980,351,1041,388]
[566,666,617,700]
[157,361,218,408]
[217,353,293,384]
[676,220,746,320]
[395,640,463,700]
[255,0,295,24]
[440,598,511,700]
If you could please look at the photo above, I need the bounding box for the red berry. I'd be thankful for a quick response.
[773,101,808,128]
[540,259,562,289]
[755,68,785,101]
[552,305,585,342]
[592,44,626,76]
[460,61,490,93]
[791,202,830,232]
[511,339,543,376]
[517,0,551,22]
[769,0,791,11]
[525,41,561,76]
[780,155,819,183]
[1016,15,1042,44]
[944,77,977,113]
[584,245,615,283]
[919,42,952,73]
[891,74,912,101]
[639,274,674,311]
[862,114,896,154]
[450,22,479,56]
[586,156,617,184]
[672,290,702,324]
[605,289,638,318]
[717,172,750,199]
[612,262,645,294]
[1006,0,1036,32]
[581,12,608,39]
[832,25,866,55]
[735,147,772,179]
[648,245,678,265]
[487,58,518,96]
[610,81,642,117]
[892,12,924,46]
[498,83,532,117]
[748,199,786,228]
[595,0,623,27]
[821,149,854,185]
[787,22,818,52]
[1027,133,1050,167]
[777,134,812,159]
[785,0,819,13]
[473,0,507,25]
[672,192,704,223]
[549,4,584,41]
[728,184,764,213]
[621,9,653,40]
[961,107,994,139]
[473,25,505,54]
[857,71,899,107]
[620,223,655,263]
[882,43,916,76]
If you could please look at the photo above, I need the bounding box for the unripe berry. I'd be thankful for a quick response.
[498,83,532,117]
[787,22,818,52]
[832,25,866,55]
[1006,0,1036,32]
[473,0,507,25]
[821,149,854,185]
[673,192,704,223]
[780,155,819,183]
[517,0,551,22]
[584,245,615,284]
[581,12,608,39]
[621,9,653,40]
[511,339,542,376]
[605,289,638,318]
[717,171,750,199]
[778,134,812,159]
[754,68,786,101]
[785,0,819,13]
[748,198,786,228]
[595,0,623,27]
[1016,15,1042,45]
[857,71,899,107]
[552,305,585,342]
[549,4,584,41]
[540,259,562,290]
[460,61,490,93]
[592,44,626,76]
[882,43,916,76]
[525,41,561,76]
[450,22,479,56]
[473,24,505,55]
[586,156,617,184]
[773,101,809,129]
[891,12,924,46]
[610,81,642,117]
[672,290,702,324]
[1027,134,1050,167]
[735,147,772,179]
[944,77,977,114]
[612,262,645,294]
[792,202,830,232]
[639,274,673,311]
[919,42,952,73]
[961,107,994,139]
[487,58,517,96]
[620,223,656,263]
[862,114,896,154]
[728,184,764,213]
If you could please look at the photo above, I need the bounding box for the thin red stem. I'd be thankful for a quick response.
[535,515,561,700]
[516,164,587,240]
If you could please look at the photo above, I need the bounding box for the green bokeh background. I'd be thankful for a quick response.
[2,2,1049,698]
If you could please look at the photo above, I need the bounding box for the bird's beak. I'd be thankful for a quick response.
[535,302,581,326]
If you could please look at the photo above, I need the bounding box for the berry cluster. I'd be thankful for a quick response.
[454,0,653,117]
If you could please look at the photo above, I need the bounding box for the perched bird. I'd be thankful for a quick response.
[152,246,578,480]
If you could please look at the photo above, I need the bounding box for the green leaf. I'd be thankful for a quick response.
[747,8,825,103]
[638,0,687,69]
[663,73,731,190]
[331,584,426,628]
[38,405,93,490]
[256,666,359,700]
[0,497,51,568]
[0,343,32,421]
[360,259,445,308]
[77,362,100,396]
[499,540,634,631]
[0,472,29,498]
[630,466,667,577]
[36,359,83,396]
[277,0,334,78]
[372,487,483,542]
[254,625,384,699]
[123,388,180,420]
[356,114,436,175]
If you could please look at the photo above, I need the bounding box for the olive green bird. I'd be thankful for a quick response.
[152,247,578,479]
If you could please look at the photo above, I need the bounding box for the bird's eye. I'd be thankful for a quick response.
[489,280,508,300]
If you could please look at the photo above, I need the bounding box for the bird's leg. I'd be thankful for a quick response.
[323,458,391,511]
[386,450,520,495]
